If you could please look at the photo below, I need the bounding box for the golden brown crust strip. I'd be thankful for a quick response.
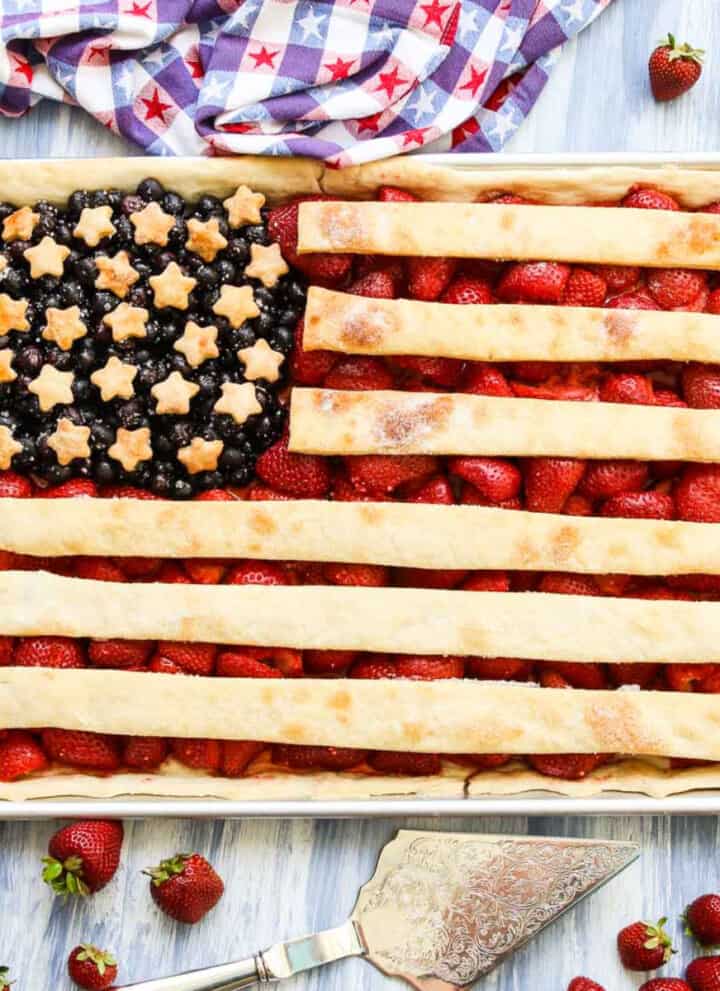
[305,287,720,362]
[297,201,720,269]
[289,388,720,461]
[5,499,720,577]
[2,668,720,760]
[6,571,720,663]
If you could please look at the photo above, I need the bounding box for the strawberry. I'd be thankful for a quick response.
[465,657,534,681]
[349,655,399,679]
[272,744,366,771]
[461,571,510,592]
[248,484,293,501]
[172,738,222,772]
[377,186,419,202]
[0,470,33,497]
[391,355,462,389]
[221,740,265,777]
[256,432,330,498]
[562,268,607,307]
[122,736,168,770]
[655,390,688,408]
[267,196,351,286]
[666,665,719,692]
[539,573,599,596]
[290,318,337,386]
[497,261,571,304]
[72,557,127,583]
[43,479,98,498]
[565,493,594,516]
[225,561,289,586]
[116,555,162,578]
[183,559,226,584]
[568,979,605,991]
[324,355,394,391]
[0,730,48,782]
[622,187,681,211]
[346,269,397,299]
[647,269,707,310]
[450,753,512,770]
[607,289,661,310]
[639,983,691,991]
[43,819,123,896]
[323,562,388,586]
[155,562,191,583]
[511,381,598,402]
[538,661,608,689]
[194,489,235,501]
[404,475,454,504]
[594,264,641,294]
[525,457,586,513]
[609,663,660,688]
[102,485,160,499]
[215,652,282,678]
[394,567,466,590]
[347,454,436,496]
[146,852,224,924]
[67,945,117,990]
[155,642,216,676]
[407,257,456,301]
[707,289,720,315]
[304,649,356,674]
[368,750,442,775]
[682,364,720,408]
[330,476,384,502]
[528,753,608,780]
[686,955,720,990]
[685,894,720,947]
[14,636,86,669]
[649,34,704,102]
[601,491,675,519]
[512,361,563,384]
[392,655,464,680]
[459,362,513,397]
[88,639,152,669]
[676,465,720,522]
[617,918,675,970]
[42,730,121,773]
[580,460,649,500]
[600,372,655,405]
[449,456,521,502]
[440,276,493,305]
[540,670,571,688]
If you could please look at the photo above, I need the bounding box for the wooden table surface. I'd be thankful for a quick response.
[0,1,718,988]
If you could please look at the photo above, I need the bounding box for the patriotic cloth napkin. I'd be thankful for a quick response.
[0,0,612,166]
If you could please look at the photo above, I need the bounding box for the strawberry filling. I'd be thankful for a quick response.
[3,182,720,785]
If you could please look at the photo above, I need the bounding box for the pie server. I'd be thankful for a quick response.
[116,830,638,991]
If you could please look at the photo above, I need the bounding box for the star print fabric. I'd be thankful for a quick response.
[0,0,613,165]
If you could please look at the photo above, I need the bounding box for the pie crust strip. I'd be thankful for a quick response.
[5,499,720,577]
[289,388,720,461]
[5,570,720,663]
[297,201,720,270]
[2,668,720,760]
[304,287,720,362]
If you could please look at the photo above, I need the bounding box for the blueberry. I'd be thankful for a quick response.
[67,190,90,217]
[197,195,223,217]
[62,280,85,307]
[195,264,219,288]
[93,458,116,485]
[162,192,185,216]
[226,237,249,265]
[171,478,194,499]
[122,194,145,216]
[215,259,236,283]
[93,292,118,319]
[15,346,44,375]
[137,178,165,202]
[2,269,26,296]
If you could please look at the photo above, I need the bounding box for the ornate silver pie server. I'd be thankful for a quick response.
[116,830,638,991]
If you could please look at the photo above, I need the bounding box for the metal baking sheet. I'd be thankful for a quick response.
[3,150,720,819]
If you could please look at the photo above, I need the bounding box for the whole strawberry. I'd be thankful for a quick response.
[640,981,692,991]
[146,852,224,924]
[67,945,117,990]
[618,917,675,971]
[686,895,720,947]
[649,34,704,102]
[42,820,124,897]
[0,967,12,989]
[687,955,720,990]
[568,978,606,990]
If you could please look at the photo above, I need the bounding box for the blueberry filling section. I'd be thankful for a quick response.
[0,179,305,497]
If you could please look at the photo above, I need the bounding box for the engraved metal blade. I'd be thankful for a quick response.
[352,830,639,990]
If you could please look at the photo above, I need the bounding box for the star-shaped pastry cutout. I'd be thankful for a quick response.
[108,427,153,472]
[244,242,288,288]
[185,217,228,262]
[24,236,70,279]
[0,255,7,274]
[95,251,140,298]
[2,206,39,242]
[237,338,285,383]
[73,205,116,247]
[102,302,148,343]
[151,371,200,414]
[130,201,176,247]
[0,294,29,335]
[41,306,88,351]
[28,365,74,412]
[149,262,197,310]
[91,356,138,401]
[47,417,91,466]
[223,185,265,228]
[213,381,262,425]
[174,321,219,368]
[177,437,224,474]
[212,284,259,328]
[0,426,22,470]
[0,349,16,383]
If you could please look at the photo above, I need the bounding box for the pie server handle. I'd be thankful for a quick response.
[113,920,365,990]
